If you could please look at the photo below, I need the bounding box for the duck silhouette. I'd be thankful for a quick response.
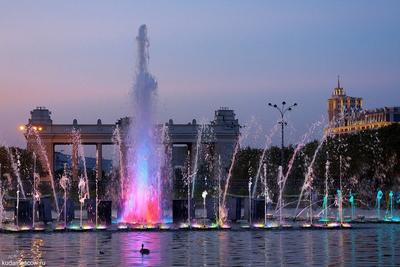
[99,251,104,255]
[140,244,150,255]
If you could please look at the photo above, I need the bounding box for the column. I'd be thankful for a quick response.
[96,143,103,179]
[44,142,54,183]
[71,143,78,181]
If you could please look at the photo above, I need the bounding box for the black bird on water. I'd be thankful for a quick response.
[99,251,104,255]
[140,244,150,255]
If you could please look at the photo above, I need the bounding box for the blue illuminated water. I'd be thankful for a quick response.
[0,224,399,266]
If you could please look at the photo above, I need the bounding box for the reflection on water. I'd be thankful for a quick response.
[0,224,399,266]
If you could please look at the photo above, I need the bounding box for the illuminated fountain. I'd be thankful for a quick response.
[59,164,70,228]
[8,148,26,199]
[276,121,323,228]
[120,25,162,225]
[336,189,343,223]
[71,128,90,199]
[32,153,41,229]
[376,190,383,220]
[186,151,192,229]
[26,127,60,216]
[248,175,253,226]
[349,191,355,220]
[191,124,205,198]
[388,191,393,220]
[0,164,4,228]
[251,125,278,200]
[202,190,207,226]
[321,160,330,223]
[219,133,243,227]
[78,175,88,228]
[277,166,284,226]
[384,191,400,222]
[296,132,328,227]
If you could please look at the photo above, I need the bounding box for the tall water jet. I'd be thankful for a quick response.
[263,163,269,226]
[7,148,26,199]
[349,191,355,220]
[216,155,222,226]
[296,134,327,212]
[219,137,240,225]
[276,120,323,216]
[0,164,3,227]
[191,124,205,197]
[277,166,284,226]
[376,190,383,220]
[323,160,330,222]
[78,175,88,228]
[202,190,207,226]
[71,129,90,198]
[121,25,161,223]
[60,164,70,226]
[27,127,60,215]
[112,126,126,210]
[336,189,343,223]
[252,124,278,198]
[248,175,253,226]
[32,153,40,228]
[388,191,393,220]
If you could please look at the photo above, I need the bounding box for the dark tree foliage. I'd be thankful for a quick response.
[0,146,47,199]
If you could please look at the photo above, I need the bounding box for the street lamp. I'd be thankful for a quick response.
[268,101,298,167]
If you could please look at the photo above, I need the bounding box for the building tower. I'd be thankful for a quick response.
[327,76,363,125]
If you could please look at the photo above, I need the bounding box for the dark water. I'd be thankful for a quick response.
[0,224,399,266]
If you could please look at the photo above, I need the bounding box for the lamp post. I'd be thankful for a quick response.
[268,101,297,226]
[268,101,298,167]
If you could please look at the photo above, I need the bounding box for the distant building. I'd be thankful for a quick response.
[326,77,400,134]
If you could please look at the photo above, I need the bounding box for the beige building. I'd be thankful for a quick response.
[326,78,399,134]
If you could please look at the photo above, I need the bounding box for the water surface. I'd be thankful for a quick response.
[0,224,399,266]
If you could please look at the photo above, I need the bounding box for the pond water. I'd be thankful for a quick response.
[0,224,399,266]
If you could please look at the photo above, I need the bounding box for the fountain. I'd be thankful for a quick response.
[252,124,278,199]
[349,191,355,220]
[32,153,40,229]
[0,164,3,228]
[187,151,192,228]
[276,120,323,226]
[336,189,342,223]
[191,124,205,197]
[216,155,222,226]
[16,184,20,228]
[8,148,26,199]
[248,176,252,226]
[120,24,162,224]
[321,160,330,223]
[376,190,383,220]
[59,164,70,228]
[277,166,284,226]
[263,163,268,226]
[78,175,88,228]
[27,127,60,216]
[219,137,240,226]
[71,129,90,198]
[296,134,328,213]
[321,195,329,223]
[202,190,207,226]
[388,191,393,220]
[309,189,313,225]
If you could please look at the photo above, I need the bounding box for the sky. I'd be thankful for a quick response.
[1,1,399,148]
